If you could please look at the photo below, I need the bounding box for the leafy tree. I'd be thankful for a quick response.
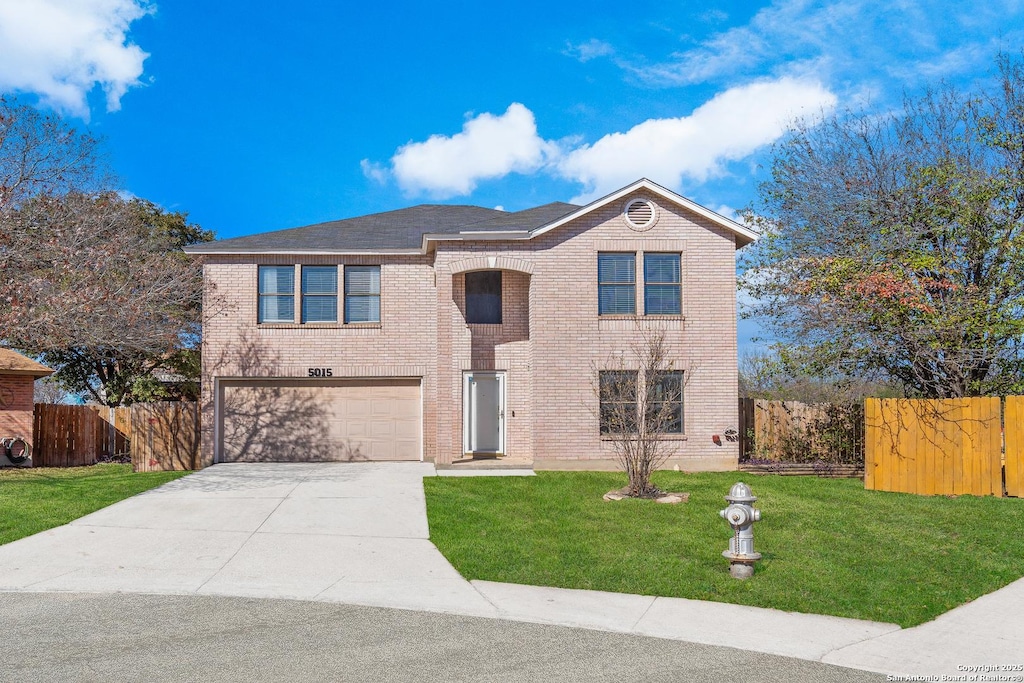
[0,98,213,405]
[742,55,1024,399]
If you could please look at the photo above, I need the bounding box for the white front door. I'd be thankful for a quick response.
[464,372,505,454]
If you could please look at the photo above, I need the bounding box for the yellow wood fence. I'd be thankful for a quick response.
[865,397,1016,496]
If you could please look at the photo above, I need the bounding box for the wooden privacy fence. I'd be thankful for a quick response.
[865,396,1022,497]
[32,401,198,471]
[130,401,199,472]
[33,405,130,467]
[738,398,864,465]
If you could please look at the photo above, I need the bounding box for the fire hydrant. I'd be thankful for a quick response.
[719,482,762,579]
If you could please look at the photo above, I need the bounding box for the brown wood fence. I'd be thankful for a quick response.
[130,401,199,472]
[738,398,864,464]
[864,397,1009,496]
[32,401,197,471]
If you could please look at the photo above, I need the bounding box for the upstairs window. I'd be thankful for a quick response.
[344,265,381,323]
[598,253,636,315]
[644,254,681,315]
[258,266,294,323]
[465,271,502,324]
[302,266,338,323]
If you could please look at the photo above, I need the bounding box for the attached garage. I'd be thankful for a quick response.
[217,378,421,462]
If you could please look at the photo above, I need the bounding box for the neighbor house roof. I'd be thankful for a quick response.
[184,179,758,255]
[0,349,54,378]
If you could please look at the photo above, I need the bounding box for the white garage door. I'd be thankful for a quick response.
[218,378,421,462]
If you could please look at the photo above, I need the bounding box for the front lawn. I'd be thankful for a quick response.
[0,464,189,545]
[424,471,1024,627]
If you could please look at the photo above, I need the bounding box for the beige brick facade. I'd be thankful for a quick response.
[199,185,746,470]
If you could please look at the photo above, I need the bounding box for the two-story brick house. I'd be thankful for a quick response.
[185,178,757,470]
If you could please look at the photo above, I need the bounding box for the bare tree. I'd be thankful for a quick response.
[0,96,105,213]
[1,192,212,405]
[739,348,902,402]
[33,376,73,404]
[594,328,689,498]
[1,98,212,405]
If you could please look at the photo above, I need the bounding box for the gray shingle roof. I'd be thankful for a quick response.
[186,202,581,253]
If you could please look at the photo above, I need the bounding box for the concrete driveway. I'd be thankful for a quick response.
[0,463,497,616]
[0,461,908,669]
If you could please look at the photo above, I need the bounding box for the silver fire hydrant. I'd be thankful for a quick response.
[719,482,762,579]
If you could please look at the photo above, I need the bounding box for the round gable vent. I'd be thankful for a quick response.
[624,198,657,231]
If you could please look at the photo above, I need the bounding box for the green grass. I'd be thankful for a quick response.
[425,471,1024,627]
[0,464,189,546]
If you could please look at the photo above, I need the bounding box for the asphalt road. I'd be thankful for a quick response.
[0,592,886,682]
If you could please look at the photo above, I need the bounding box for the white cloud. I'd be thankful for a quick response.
[629,0,1020,91]
[563,38,614,63]
[360,159,389,184]
[370,79,835,201]
[0,0,151,116]
[390,103,560,198]
[557,77,836,203]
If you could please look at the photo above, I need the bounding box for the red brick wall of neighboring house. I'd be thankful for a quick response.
[0,375,35,463]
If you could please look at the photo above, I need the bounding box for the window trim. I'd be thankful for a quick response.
[599,370,638,434]
[598,251,683,317]
[643,253,682,316]
[597,252,637,316]
[645,370,684,435]
[344,264,381,324]
[599,369,685,436]
[465,270,503,325]
[300,265,339,324]
[257,265,296,324]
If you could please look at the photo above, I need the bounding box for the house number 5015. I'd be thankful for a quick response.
[308,368,333,377]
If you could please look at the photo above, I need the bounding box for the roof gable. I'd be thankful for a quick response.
[529,178,758,248]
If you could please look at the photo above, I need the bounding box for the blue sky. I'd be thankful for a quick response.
[1,0,1022,353]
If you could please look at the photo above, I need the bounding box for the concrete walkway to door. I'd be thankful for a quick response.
[0,463,496,616]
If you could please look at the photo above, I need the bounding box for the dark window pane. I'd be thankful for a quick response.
[599,370,638,433]
[645,371,684,434]
[303,296,337,323]
[259,295,294,323]
[345,266,380,294]
[644,254,680,283]
[598,253,635,283]
[466,271,502,324]
[259,266,294,295]
[600,285,636,315]
[645,285,681,315]
[302,266,337,295]
[345,296,380,323]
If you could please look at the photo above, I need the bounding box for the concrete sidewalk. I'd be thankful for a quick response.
[0,462,1019,679]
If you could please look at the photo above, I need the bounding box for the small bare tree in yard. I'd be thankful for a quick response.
[594,329,688,498]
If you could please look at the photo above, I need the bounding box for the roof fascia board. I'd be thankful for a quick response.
[184,248,424,256]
